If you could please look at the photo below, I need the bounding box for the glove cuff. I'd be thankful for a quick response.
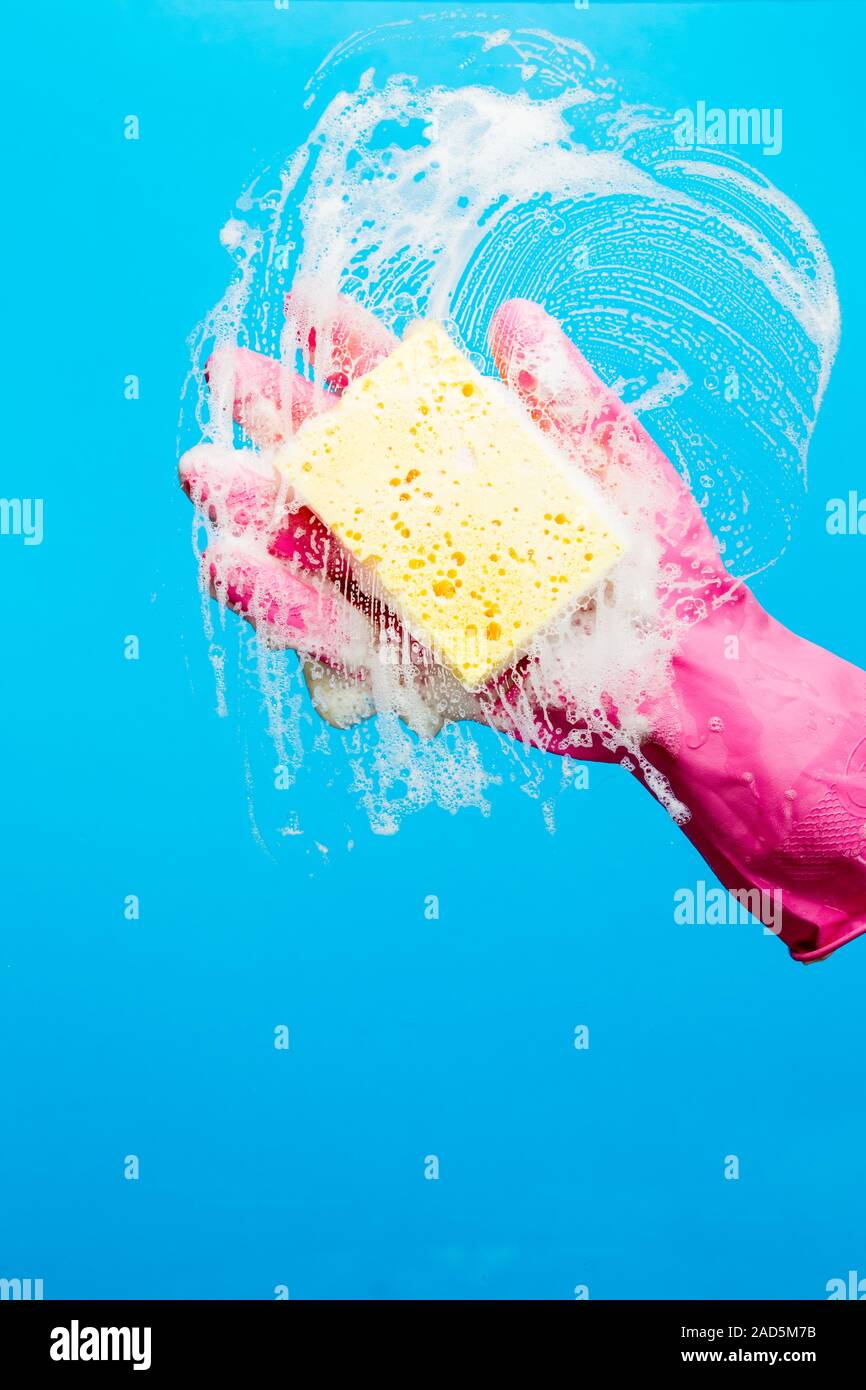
[642,587,866,961]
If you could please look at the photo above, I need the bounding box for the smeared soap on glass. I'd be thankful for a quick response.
[182,16,839,841]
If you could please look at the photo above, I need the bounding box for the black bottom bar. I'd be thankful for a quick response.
[0,1299,862,1374]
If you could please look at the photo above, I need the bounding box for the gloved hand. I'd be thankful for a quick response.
[180,294,866,963]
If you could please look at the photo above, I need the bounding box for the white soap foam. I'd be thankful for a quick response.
[181,17,839,841]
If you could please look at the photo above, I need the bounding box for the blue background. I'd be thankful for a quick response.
[3,0,866,1300]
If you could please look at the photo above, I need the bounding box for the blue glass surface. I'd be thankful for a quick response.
[2,0,865,1299]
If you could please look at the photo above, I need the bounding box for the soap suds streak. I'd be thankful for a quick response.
[181,18,838,842]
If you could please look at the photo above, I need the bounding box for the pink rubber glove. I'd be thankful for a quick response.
[491,301,866,963]
[181,295,866,963]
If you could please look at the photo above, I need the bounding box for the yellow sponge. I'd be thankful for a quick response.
[277,322,628,690]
